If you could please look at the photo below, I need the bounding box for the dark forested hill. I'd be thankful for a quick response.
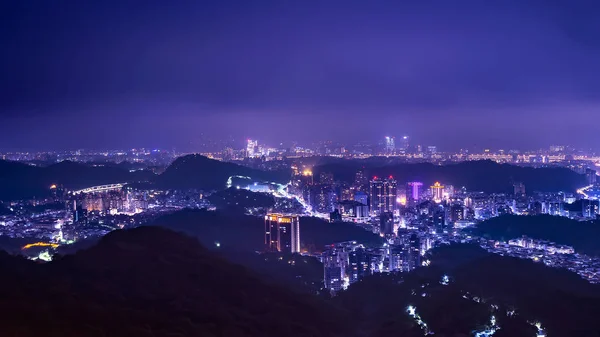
[149,209,383,253]
[152,154,291,190]
[314,159,585,193]
[469,214,600,256]
[0,226,345,337]
[1,224,597,336]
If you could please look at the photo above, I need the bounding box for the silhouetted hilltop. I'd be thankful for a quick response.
[0,159,154,200]
[153,154,290,190]
[314,160,585,193]
[470,214,600,256]
[0,226,345,337]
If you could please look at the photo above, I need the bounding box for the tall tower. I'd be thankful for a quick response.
[406,182,423,202]
[400,136,409,152]
[385,136,395,154]
[369,176,398,216]
[246,139,258,158]
[264,214,300,253]
[430,182,444,202]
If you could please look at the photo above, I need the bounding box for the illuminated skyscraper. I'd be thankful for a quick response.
[407,234,421,271]
[430,182,444,202]
[323,249,347,293]
[450,204,465,223]
[406,182,423,202]
[348,248,371,283]
[400,136,409,152]
[264,214,300,253]
[385,136,395,154]
[354,169,368,189]
[246,139,258,158]
[369,176,397,216]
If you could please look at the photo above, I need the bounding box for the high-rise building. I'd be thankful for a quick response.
[323,250,346,293]
[400,136,409,152]
[388,245,405,272]
[246,139,258,158]
[369,176,398,216]
[348,248,371,283]
[354,169,368,189]
[430,182,444,202]
[72,200,88,224]
[432,207,446,234]
[310,185,337,213]
[406,182,423,202]
[449,204,465,223]
[385,136,395,154]
[407,234,421,271]
[379,212,394,235]
[264,214,300,253]
[300,168,314,185]
[323,242,367,293]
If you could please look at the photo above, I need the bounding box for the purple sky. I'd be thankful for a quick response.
[1,0,599,151]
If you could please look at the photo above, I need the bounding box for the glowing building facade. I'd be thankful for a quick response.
[369,176,397,216]
[264,214,300,253]
[246,139,258,158]
[406,181,423,202]
[430,182,444,202]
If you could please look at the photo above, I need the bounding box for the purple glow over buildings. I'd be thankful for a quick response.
[407,182,424,201]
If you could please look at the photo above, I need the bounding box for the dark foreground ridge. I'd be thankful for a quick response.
[0,226,343,337]
[1,226,600,336]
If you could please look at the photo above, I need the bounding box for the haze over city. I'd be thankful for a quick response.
[2,0,600,150]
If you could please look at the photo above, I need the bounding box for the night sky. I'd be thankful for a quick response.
[1,0,599,151]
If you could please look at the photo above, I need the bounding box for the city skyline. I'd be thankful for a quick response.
[1,1,600,150]
[2,2,600,336]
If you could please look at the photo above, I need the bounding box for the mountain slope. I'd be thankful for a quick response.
[0,226,344,337]
[153,154,290,190]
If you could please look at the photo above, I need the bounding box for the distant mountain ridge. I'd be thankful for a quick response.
[152,154,291,190]
[0,154,291,200]
[0,159,154,200]
[314,159,585,193]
